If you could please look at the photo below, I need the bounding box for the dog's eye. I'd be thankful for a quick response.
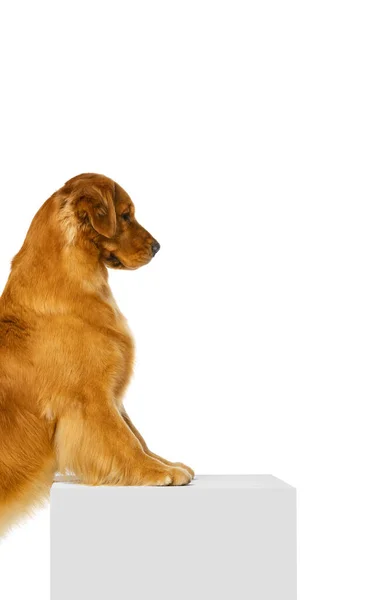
[121,213,130,222]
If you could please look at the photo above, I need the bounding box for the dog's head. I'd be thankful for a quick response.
[60,173,160,270]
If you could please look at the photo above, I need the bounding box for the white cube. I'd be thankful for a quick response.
[51,475,296,600]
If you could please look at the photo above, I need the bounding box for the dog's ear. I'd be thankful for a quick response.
[66,176,117,238]
[82,183,117,238]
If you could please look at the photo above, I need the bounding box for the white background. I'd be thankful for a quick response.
[0,1,365,598]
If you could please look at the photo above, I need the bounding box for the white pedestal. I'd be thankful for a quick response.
[51,475,296,600]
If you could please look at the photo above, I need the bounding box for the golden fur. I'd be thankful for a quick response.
[0,173,193,537]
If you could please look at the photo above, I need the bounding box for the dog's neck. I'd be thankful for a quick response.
[3,196,112,315]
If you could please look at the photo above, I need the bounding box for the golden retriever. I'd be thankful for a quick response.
[0,173,194,537]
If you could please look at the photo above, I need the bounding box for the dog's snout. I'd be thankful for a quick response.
[151,241,160,257]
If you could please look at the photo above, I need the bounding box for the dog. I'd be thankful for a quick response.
[0,173,194,537]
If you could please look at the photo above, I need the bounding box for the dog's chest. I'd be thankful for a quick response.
[105,293,135,402]
[107,292,133,337]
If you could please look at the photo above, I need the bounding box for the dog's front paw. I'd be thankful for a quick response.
[167,466,192,486]
[138,463,192,486]
[172,462,195,479]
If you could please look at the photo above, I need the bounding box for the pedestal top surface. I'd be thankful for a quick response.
[52,474,294,491]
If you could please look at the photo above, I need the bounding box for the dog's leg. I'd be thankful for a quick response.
[54,401,191,486]
[120,407,195,479]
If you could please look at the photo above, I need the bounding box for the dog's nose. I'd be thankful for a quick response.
[151,241,160,257]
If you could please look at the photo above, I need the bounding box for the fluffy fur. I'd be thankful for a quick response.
[0,173,193,537]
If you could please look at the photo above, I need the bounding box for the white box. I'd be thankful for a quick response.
[51,475,296,600]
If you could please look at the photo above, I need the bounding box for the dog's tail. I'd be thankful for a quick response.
[0,405,56,539]
[0,464,55,539]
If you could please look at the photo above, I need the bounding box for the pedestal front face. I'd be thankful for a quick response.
[51,475,296,600]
